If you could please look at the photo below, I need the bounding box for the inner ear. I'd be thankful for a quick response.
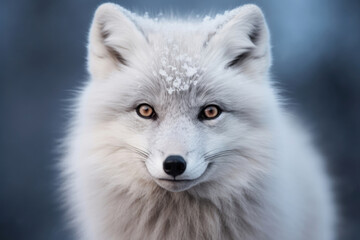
[203,5,270,73]
[99,23,127,66]
[249,23,261,44]
[226,24,262,68]
[226,51,250,68]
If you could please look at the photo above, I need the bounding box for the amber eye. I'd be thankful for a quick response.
[136,104,156,119]
[199,105,222,120]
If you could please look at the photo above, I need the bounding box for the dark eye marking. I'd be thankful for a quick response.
[136,103,157,120]
[198,105,222,121]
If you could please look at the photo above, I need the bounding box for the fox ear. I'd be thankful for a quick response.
[206,5,271,75]
[87,3,148,80]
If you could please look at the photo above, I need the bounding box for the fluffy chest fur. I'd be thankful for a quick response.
[86,184,278,240]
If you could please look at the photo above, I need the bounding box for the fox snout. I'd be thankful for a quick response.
[163,155,187,178]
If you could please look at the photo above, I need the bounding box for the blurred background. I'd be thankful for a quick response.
[1,0,359,239]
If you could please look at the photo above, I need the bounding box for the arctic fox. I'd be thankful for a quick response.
[61,3,336,240]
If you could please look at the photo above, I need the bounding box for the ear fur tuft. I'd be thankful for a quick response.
[87,3,147,80]
[206,4,271,74]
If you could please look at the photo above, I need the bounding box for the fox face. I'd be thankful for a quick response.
[80,3,276,193]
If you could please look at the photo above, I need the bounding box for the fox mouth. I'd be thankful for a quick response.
[158,178,194,182]
[154,178,198,192]
[153,163,213,192]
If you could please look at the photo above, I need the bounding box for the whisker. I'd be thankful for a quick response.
[124,144,151,160]
[105,143,151,162]
[201,148,224,159]
[204,149,243,163]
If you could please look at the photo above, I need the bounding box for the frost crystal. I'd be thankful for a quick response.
[182,63,197,78]
[159,69,167,77]
[173,78,181,88]
[154,40,202,94]
[167,87,174,94]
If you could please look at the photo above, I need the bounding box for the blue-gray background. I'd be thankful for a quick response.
[1,0,359,239]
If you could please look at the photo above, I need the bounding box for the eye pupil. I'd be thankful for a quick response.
[207,108,215,115]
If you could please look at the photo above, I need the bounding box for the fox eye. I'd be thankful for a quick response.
[136,104,156,119]
[199,105,222,120]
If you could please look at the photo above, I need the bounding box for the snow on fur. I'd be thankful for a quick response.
[154,40,202,94]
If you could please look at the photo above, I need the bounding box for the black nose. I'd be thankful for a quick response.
[163,155,187,178]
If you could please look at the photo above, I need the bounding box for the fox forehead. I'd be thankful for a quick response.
[99,45,264,116]
[122,42,235,109]
[149,42,203,95]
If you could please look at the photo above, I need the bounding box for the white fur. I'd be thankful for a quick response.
[61,3,336,240]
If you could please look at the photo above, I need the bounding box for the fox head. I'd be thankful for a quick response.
[76,3,277,194]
